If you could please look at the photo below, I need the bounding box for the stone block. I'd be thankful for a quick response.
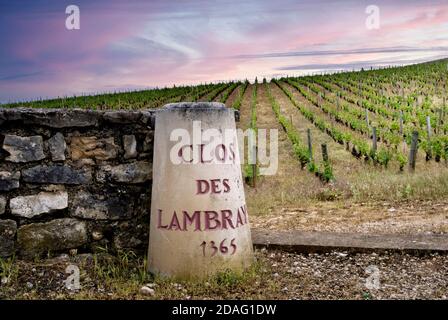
[2,135,45,163]
[10,191,68,218]
[17,218,88,258]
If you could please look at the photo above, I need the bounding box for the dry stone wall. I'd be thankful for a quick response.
[0,108,154,259]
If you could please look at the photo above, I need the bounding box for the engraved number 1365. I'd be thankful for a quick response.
[200,238,237,257]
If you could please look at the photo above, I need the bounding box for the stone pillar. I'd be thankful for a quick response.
[148,102,254,280]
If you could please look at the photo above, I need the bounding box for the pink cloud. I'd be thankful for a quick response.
[2,0,448,102]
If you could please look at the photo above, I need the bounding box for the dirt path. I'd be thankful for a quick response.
[223,84,241,107]
[237,84,254,130]
[199,84,228,102]
[213,84,238,104]
[251,199,448,235]
[244,83,321,216]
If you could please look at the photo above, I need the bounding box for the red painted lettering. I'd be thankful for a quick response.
[200,238,237,256]
[241,205,248,224]
[157,205,247,232]
[196,180,210,194]
[157,209,168,229]
[210,179,221,193]
[221,210,234,229]
[168,211,183,231]
[178,145,193,163]
[183,210,201,231]
[236,208,244,227]
[205,210,221,230]
[223,179,230,193]
[196,179,231,194]
[215,144,226,162]
[229,142,236,162]
[200,144,213,163]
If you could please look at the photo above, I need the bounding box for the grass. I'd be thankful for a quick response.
[247,161,448,219]
[0,250,274,300]
[349,164,448,201]
[1,83,224,110]
[2,250,447,300]
[0,256,19,286]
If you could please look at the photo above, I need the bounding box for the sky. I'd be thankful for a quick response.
[1,0,448,103]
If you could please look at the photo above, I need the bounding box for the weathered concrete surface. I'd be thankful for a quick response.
[148,102,253,280]
[252,229,448,253]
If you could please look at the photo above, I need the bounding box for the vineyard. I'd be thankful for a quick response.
[2,59,448,234]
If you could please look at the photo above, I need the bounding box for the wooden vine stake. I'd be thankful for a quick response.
[372,127,377,153]
[437,108,443,134]
[321,143,329,163]
[307,128,313,161]
[399,111,404,136]
[443,100,447,134]
[252,144,257,188]
[320,143,333,182]
[426,115,432,160]
[409,131,419,172]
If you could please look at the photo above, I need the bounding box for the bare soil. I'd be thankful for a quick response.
[223,84,242,107]
[250,199,448,235]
